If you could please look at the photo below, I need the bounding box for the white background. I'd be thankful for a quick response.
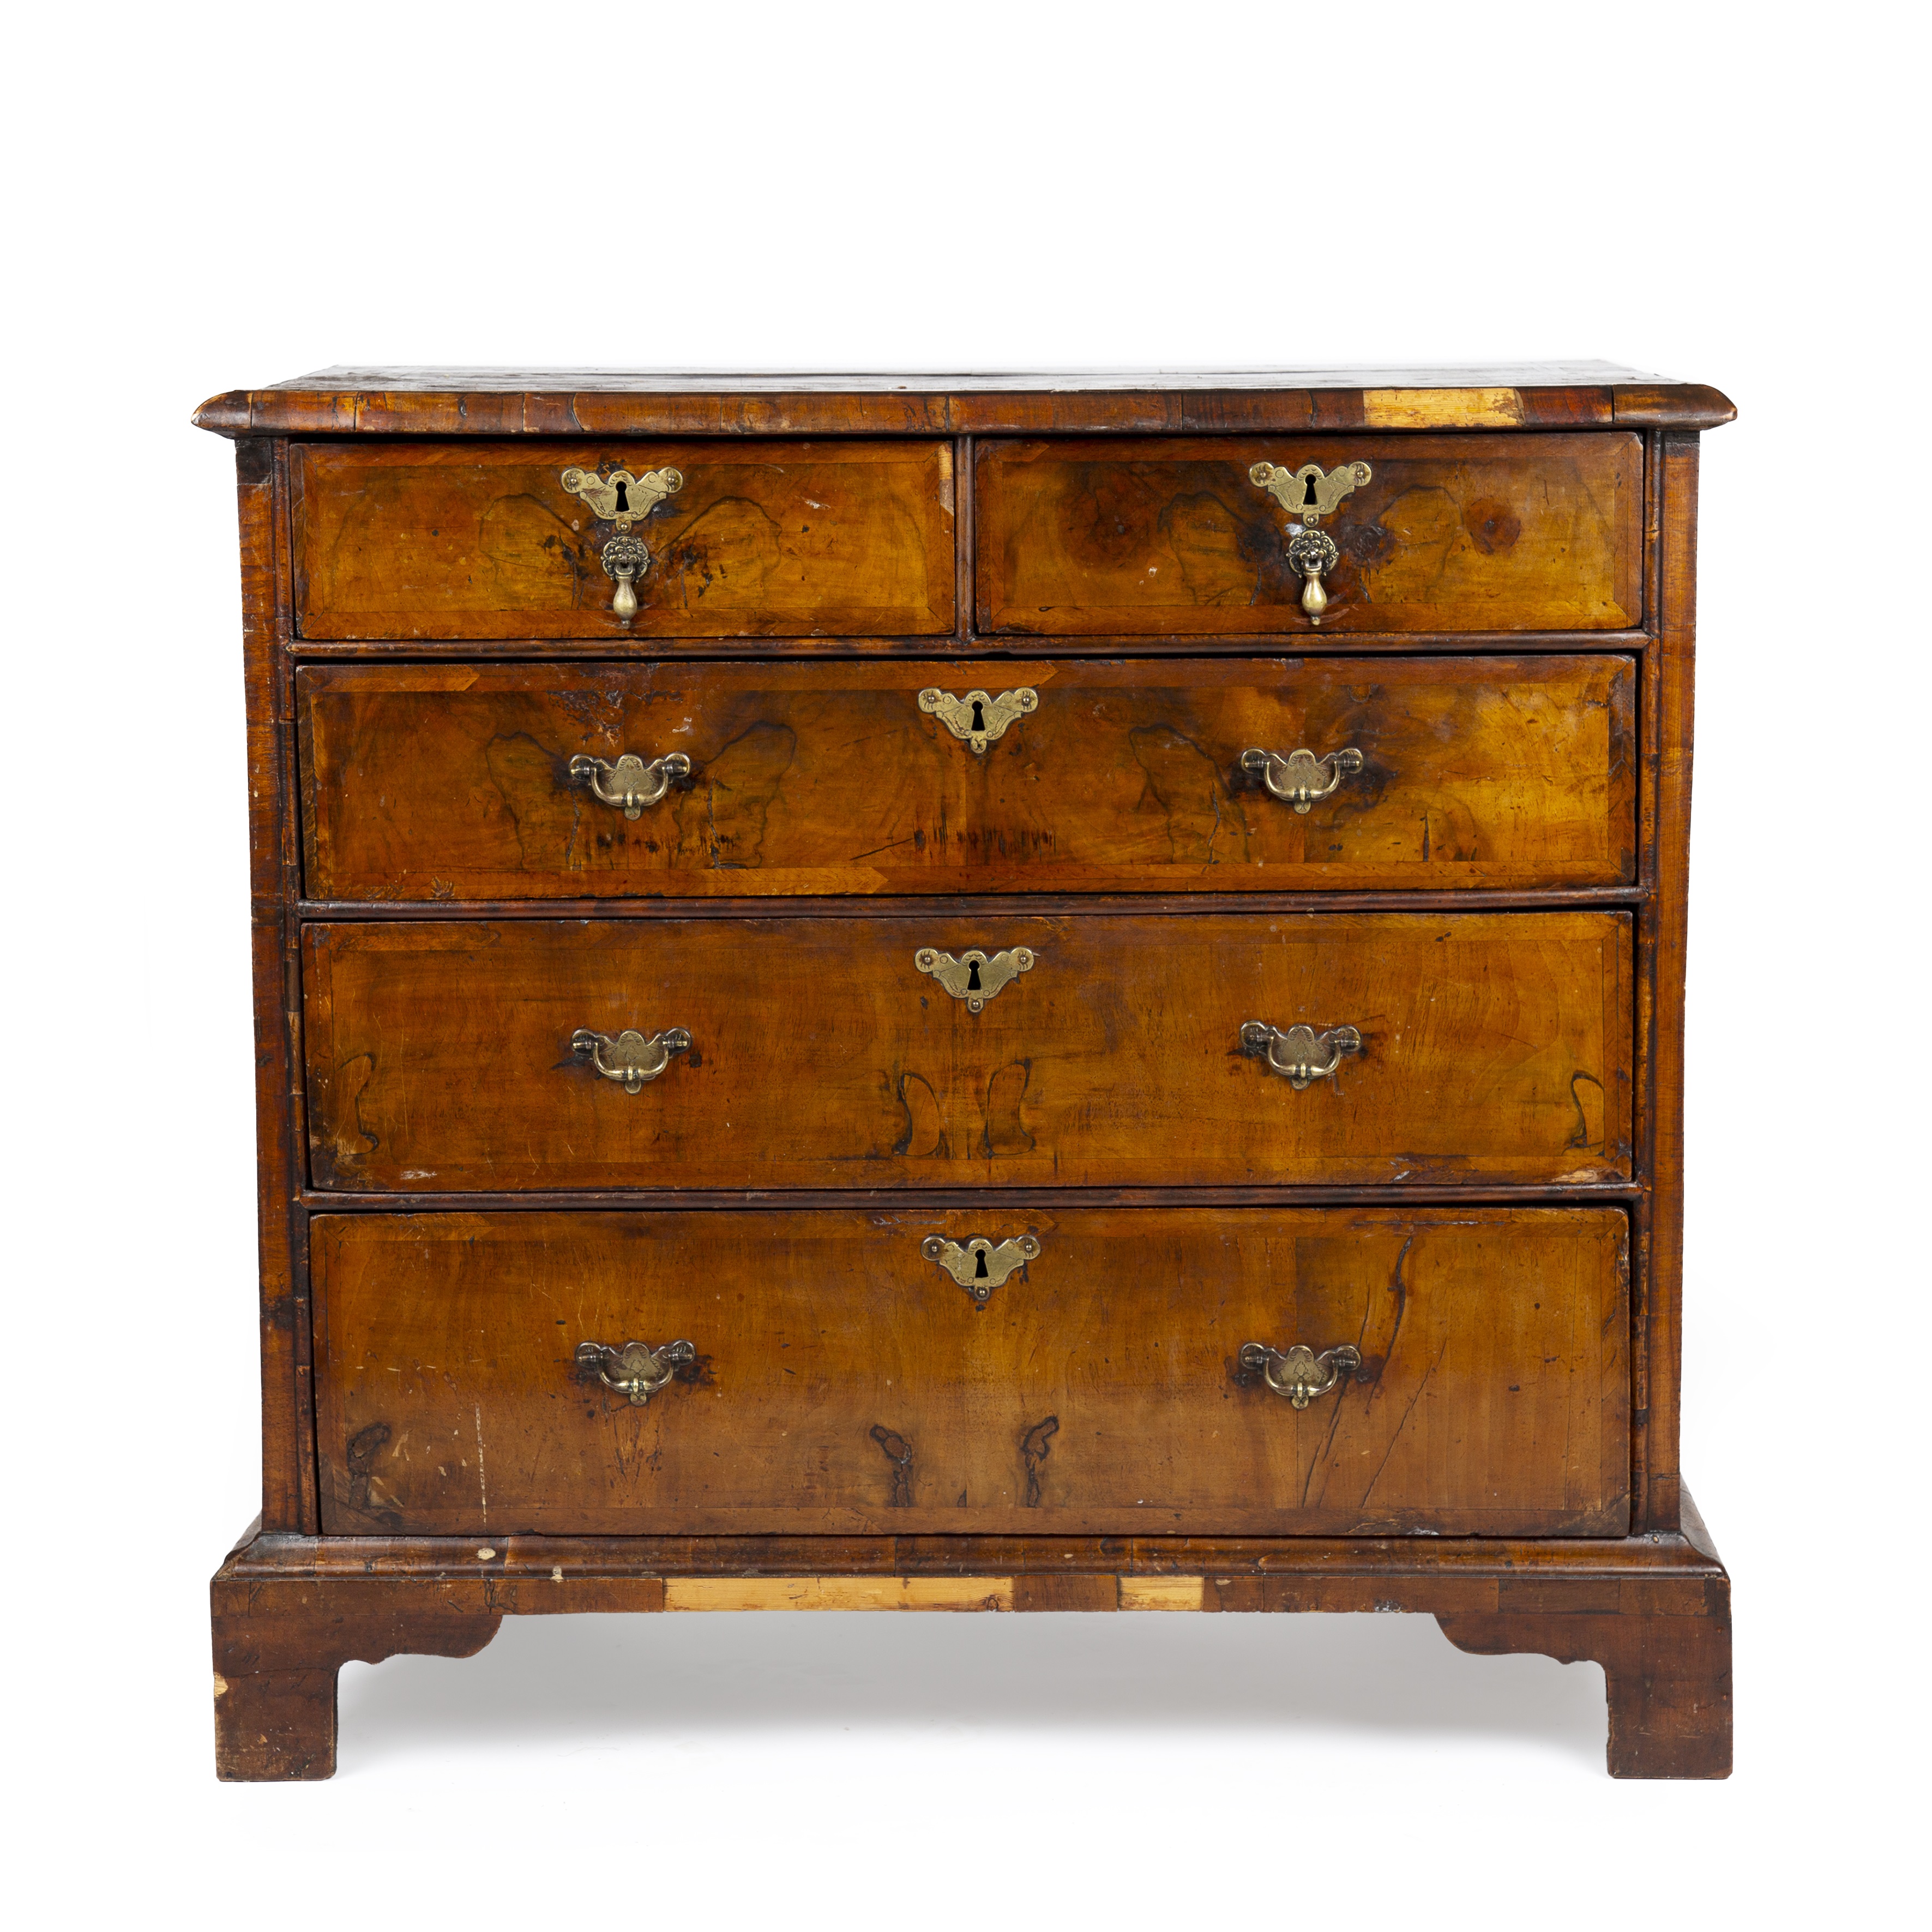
[5,1,1925,1923]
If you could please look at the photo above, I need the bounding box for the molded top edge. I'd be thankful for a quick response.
[267,362,1674,392]
[193,364,1736,436]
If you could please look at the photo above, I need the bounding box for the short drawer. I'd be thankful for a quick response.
[299,655,1635,900]
[303,911,1630,1191]
[313,1205,1630,1537]
[290,440,956,640]
[976,434,1642,635]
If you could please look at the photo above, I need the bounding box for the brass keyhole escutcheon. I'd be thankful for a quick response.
[922,1233,1041,1303]
[559,465,684,621]
[914,946,1035,1013]
[917,687,1037,754]
[1249,460,1372,625]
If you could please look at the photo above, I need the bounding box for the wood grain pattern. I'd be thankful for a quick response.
[211,1520,502,1780]
[302,911,1632,1191]
[1439,1603,1730,1778]
[220,1505,1728,1587]
[233,441,309,1532]
[976,435,1642,635]
[212,1499,1730,1778]
[291,440,955,640]
[1639,432,1701,1532]
[310,1206,1629,1537]
[298,655,1636,900]
[191,365,1739,438]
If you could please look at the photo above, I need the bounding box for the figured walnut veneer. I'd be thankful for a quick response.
[313,1207,1630,1539]
[299,655,1635,899]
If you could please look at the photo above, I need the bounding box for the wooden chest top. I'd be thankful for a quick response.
[195,361,1736,437]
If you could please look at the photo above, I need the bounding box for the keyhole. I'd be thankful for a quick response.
[1302,472,1320,506]
[973,1249,989,1279]
[970,699,985,731]
[966,959,983,991]
[612,480,632,514]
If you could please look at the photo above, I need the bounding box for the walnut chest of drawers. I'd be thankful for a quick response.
[197,364,1735,1779]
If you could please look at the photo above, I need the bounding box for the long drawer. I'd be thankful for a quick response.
[290,439,956,640]
[976,434,1642,635]
[298,655,1636,900]
[302,911,1631,1191]
[312,1206,1630,1538]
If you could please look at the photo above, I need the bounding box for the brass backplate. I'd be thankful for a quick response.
[1249,460,1372,523]
[559,465,684,528]
[918,686,1038,754]
[922,1233,1041,1303]
[913,946,1035,1013]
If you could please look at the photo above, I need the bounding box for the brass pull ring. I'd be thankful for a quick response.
[922,1233,1040,1304]
[1238,1341,1362,1410]
[1240,1020,1362,1090]
[568,751,692,818]
[914,946,1034,1013]
[571,1026,693,1093]
[1249,460,1371,625]
[559,465,684,621]
[918,686,1038,754]
[575,1338,695,1406]
[1241,745,1363,812]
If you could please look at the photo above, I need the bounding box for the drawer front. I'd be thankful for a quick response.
[313,1206,1630,1537]
[976,434,1642,635]
[304,912,1630,1191]
[290,440,955,640]
[299,655,1635,900]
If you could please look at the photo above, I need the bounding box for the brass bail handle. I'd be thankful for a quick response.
[571,1026,694,1093]
[1249,460,1372,625]
[575,1338,695,1406]
[558,465,685,621]
[1241,1020,1363,1090]
[1238,1341,1362,1409]
[568,751,693,818]
[1241,745,1364,813]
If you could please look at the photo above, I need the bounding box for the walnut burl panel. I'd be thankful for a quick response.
[290,440,955,640]
[976,435,1641,635]
[302,912,1630,1191]
[299,655,1635,900]
[311,1206,1630,1537]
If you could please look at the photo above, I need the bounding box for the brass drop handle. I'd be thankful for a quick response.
[1249,460,1373,625]
[569,751,692,817]
[575,1338,695,1406]
[571,1026,693,1093]
[918,685,1037,754]
[922,1233,1040,1304]
[600,534,649,620]
[1238,1341,1362,1410]
[1241,1020,1362,1090]
[1242,745,1363,812]
[558,465,684,621]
